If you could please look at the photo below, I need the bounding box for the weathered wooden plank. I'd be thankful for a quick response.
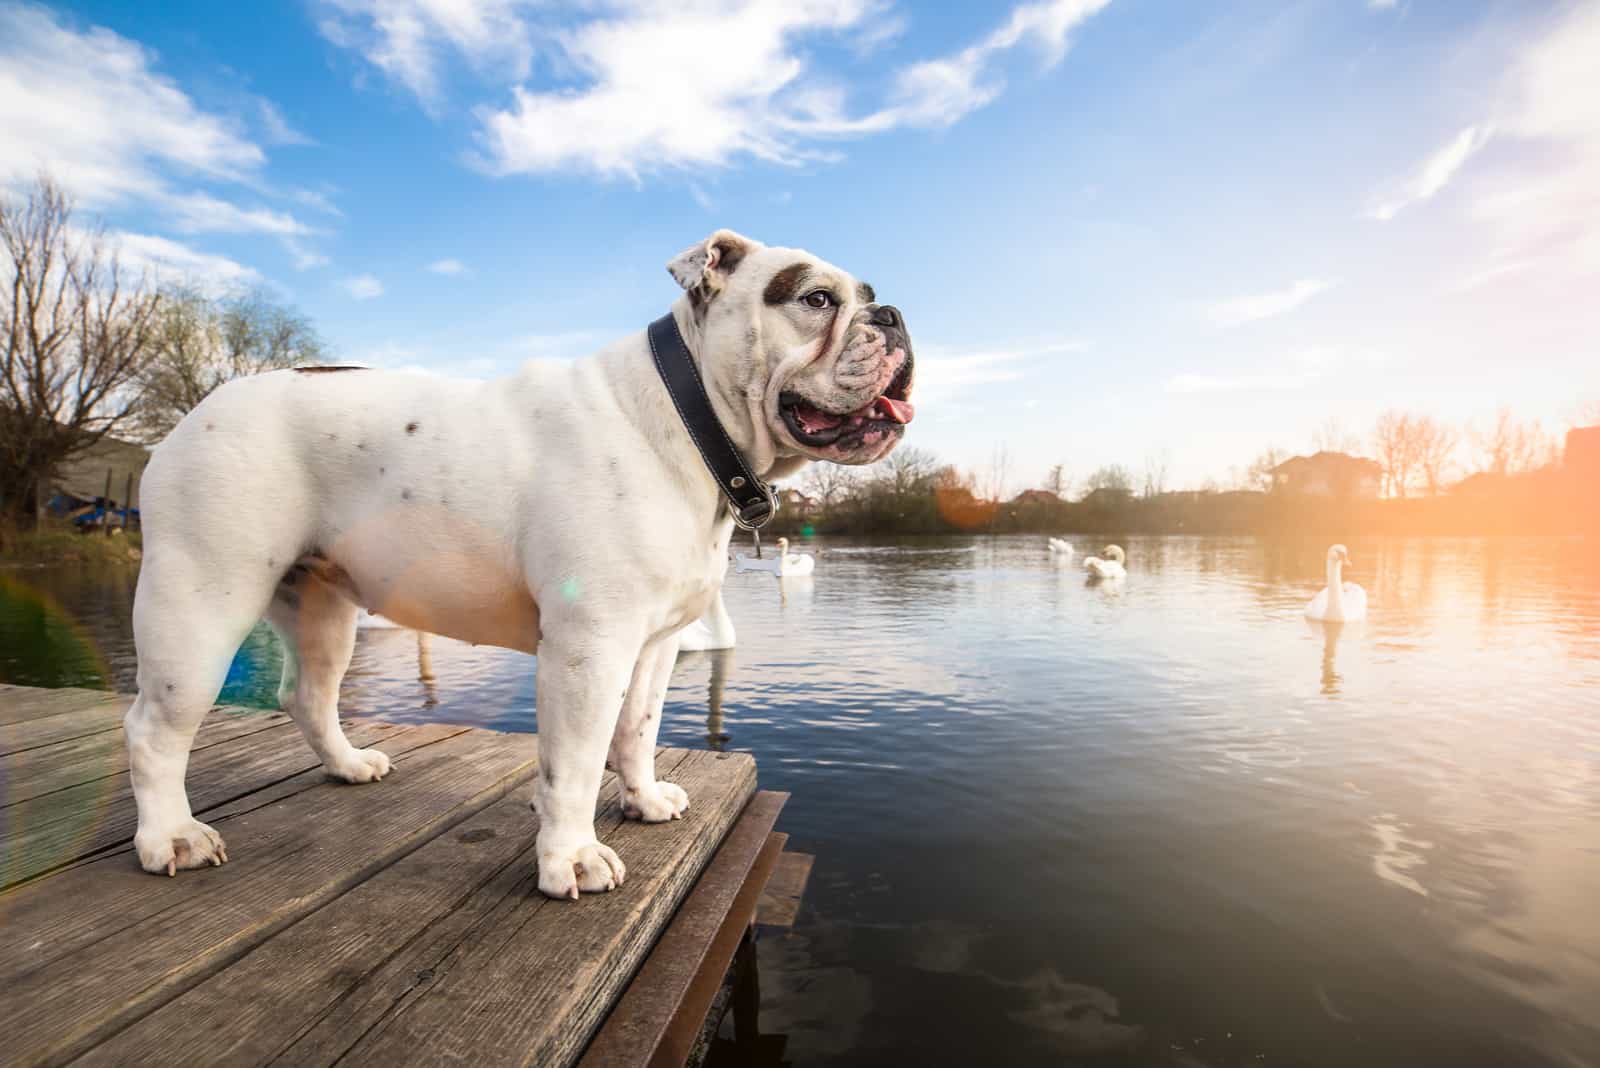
[0,698,130,755]
[755,850,814,929]
[290,749,757,1068]
[579,793,787,1068]
[2,707,289,806]
[0,717,409,889]
[0,685,122,726]
[0,725,541,1067]
[79,750,690,1067]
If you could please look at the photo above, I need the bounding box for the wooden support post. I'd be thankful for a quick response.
[123,473,133,530]
[102,468,112,536]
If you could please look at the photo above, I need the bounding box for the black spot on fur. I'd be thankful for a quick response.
[356,441,369,451]
[858,281,876,304]
[205,422,215,431]
[379,466,386,476]
[326,432,338,441]
[164,682,176,694]
[401,488,412,501]
[541,762,554,785]
[406,421,419,434]
[267,558,276,568]
[764,262,809,305]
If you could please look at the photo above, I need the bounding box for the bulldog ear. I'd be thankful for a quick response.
[666,229,757,292]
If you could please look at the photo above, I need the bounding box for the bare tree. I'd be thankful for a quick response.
[1245,446,1286,492]
[1470,408,1552,476]
[877,445,940,499]
[1082,464,1133,495]
[982,443,1011,503]
[1413,415,1458,496]
[1373,410,1421,498]
[136,284,324,440]
[1141,449,1171,498]
[1,177,161,527]
[801,461,855,512]
[1043,462,1070,499]
[1311,417,1361,454]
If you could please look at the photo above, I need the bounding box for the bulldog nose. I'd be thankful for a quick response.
[870,304,900,329]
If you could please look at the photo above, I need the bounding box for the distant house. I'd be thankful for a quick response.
[776,488,819,518]
[1009,489,1063,507]
[1270,451,1382,499]
[48,435,151,514]
[1567,425,1600,482]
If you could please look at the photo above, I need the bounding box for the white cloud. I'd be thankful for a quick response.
[1368,124,1493,221]
[1203,278,1335,328]
[427,257,467,275]
[316,0,539,106]
[342,274,384,299]
[449,0,1110,178]
[257,99,312,146]
[164,191,313,236]
[1367,0,1399,10]
[913,338,1088,403]
[110,231,261,288]
[0,3,324,265]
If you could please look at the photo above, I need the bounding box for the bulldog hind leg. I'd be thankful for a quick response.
[265,569,390,784]
[127,554,277,875]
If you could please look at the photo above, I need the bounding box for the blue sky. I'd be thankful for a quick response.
[3,0,1596,492]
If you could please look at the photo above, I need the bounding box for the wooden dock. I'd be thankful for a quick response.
[0,683,792,1067]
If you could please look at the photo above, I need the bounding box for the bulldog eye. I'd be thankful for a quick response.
[801,290,836,310]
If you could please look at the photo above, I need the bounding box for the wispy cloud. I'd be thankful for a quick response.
[1165,346,1378,394]
[316,0,537,108]
[913,337,1088,402]
[319,0,1111,180]
[1367,124,1493,221]
[1203,278,1335,328]
[111,231,260,288]
[1367,0,1399,10]
[0,2,323,265]
[427,257,467,276]
[341,274,384,299]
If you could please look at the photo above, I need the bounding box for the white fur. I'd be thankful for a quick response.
[125,232,909,899]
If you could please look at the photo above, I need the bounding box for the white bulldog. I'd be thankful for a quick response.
[125,230,915,899]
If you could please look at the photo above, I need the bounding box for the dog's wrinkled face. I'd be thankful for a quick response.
[667,229,914,467]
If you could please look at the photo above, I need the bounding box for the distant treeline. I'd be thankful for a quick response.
[772,450,1598,538]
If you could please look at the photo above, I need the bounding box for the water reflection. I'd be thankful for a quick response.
[5,535,1600,1067]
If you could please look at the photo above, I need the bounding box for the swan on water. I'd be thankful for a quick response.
[1305,544,1367,622]
[1047,537,1075,557]
[678,590,736,651]
[1084,545,1126,580]
[735,537,815,577]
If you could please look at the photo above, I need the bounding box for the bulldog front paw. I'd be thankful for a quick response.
[136,818,228,876]
[622,781,690,822]
[325,746,391,783]
[538,841,627,900]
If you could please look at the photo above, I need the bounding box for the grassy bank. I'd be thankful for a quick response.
[0,525,143,566]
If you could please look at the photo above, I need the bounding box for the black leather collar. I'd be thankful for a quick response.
[647,313,777,530]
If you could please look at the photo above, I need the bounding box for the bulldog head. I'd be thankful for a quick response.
[667,229,914,470]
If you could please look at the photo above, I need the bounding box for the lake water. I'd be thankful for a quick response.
[4,535,1599,1066]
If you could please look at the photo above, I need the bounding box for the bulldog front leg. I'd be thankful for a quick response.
[612,635,690,822]
[532,630,634,900]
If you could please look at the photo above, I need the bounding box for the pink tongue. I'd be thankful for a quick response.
[873,396,915,424]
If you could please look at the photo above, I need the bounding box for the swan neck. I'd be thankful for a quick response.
[1326,557,1344,614]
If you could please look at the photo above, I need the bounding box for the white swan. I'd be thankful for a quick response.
[735,537,815,577]
[1306,544,1367,622]
[1047,537,1075,557]
[678,590,736,651]
[1083,545,1126,580]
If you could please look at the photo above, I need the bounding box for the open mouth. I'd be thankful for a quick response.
[780,355,915,448]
